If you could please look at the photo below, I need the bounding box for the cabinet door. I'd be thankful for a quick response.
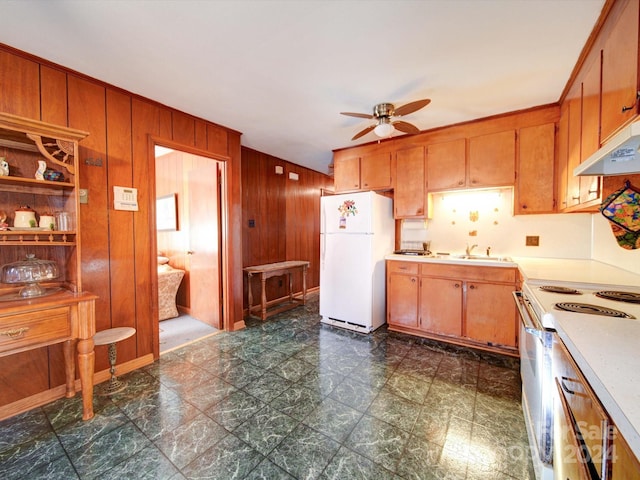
[360,151,392,190]
[334,155,360,192]
[395,146,426,218]
[387,273,419,328]
[580,56,602,205]
[516,123,556,214]
[601,0,639,142]
[426,139,466,190]
[465,282,516,348]
[468,130,515,187]
[419,276,462,336]
[566,82,582,209]
[557,102,570,211]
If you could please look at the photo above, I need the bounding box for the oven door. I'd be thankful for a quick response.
[513,291,554,467]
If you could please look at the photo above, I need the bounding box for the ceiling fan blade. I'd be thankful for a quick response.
[393,98,431,117]
[341,111,374,119]
[392,120,420,135]
[351,124,376,140]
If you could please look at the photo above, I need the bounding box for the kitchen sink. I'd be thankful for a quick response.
[450,254,513,262]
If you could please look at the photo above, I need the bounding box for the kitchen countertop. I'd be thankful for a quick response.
[386,253,640,456]
[385,253,517,268]
[554,311,640,457]
[514,256,640,288]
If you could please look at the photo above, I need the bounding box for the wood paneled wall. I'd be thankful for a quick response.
[242,147,332,307]
[0,43,243,408]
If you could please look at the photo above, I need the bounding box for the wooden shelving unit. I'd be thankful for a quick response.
[0,112,97,422]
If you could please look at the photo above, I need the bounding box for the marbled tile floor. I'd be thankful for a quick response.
[0,293,534,479]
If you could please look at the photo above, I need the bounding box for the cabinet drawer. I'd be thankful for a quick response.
[387,261,419,275]
[0,307,71,354]
[420,263,517,283]
[555,340,609,477]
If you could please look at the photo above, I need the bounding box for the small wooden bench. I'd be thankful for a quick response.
[244,260,309,320]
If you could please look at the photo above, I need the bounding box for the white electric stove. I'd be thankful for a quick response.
[516,280,640,480]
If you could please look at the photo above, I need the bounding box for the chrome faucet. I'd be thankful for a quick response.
[465,244,478,256]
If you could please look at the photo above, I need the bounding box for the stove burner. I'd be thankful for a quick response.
[554,302,635,319]
[539,285,582,295]
[595,291,640,304]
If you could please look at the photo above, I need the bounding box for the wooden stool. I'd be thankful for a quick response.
[93,327,136,395]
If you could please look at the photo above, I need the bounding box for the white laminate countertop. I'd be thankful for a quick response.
[554,312,640,456]
[514,257,640,288]
[385,253,517,268]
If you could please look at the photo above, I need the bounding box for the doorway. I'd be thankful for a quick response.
[154,145,223,352]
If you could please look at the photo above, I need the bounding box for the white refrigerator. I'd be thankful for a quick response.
[319,191,395,333]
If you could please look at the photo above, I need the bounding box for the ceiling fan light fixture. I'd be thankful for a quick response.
[374,119,394,138]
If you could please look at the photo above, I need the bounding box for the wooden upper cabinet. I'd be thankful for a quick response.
[566,82,583,209]
[333,154,360,192]
[426,138,466,190]
[360,150,392,190]
[557,103,570,211]
[580,56,602,205]
[394,145,426,218]
[601,0,639,142]
[516,123,556,214]
[333,146,392,193]
[468,130,516,187]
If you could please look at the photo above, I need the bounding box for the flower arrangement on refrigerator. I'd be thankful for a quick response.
[338,200,358,217]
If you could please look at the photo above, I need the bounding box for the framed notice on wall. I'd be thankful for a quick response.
[156,193,178,231]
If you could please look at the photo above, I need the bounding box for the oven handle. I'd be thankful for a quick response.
[512,291,544,340]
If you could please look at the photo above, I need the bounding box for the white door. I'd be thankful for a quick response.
[320,233,373,327]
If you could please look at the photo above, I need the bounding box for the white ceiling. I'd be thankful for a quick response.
[2,0,605,174]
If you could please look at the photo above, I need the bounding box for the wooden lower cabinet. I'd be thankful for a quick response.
[419,276,462,336]
[387,262,419,328]
[611,426,640,479]
[465,282,517,348]
[387,260,518,355]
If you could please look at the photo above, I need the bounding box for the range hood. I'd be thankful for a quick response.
[575,121,640,176]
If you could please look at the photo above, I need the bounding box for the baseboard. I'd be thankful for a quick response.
[0,354,155,421]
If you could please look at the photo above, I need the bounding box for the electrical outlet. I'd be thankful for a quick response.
[526,236,540,246]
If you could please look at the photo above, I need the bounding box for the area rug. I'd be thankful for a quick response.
[159,314,220,354]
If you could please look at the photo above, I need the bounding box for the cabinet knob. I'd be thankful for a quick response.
[458,180,464,185]
[522,204,527,209]
[454,283,460,288]
[411,278,416,283]
[469,284,476,290]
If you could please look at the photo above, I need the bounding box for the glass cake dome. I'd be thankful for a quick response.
[1,254,59,298]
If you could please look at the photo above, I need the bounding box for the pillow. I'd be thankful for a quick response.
[157,256,170,265]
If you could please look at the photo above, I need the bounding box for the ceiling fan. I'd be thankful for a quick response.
[341,98,431,141]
